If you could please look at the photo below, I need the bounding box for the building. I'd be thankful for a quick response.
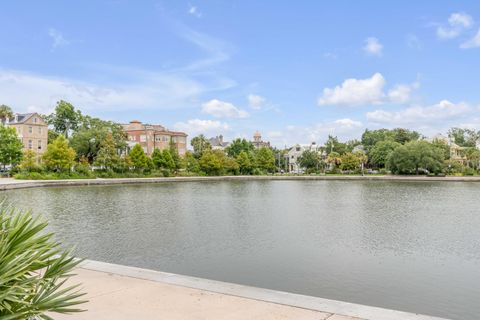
[286,142,323,173]
[430,134,467,163]
[1,113,48,155]
[252,131,270,149]
[122,120,187,156]
[209,135,230,151]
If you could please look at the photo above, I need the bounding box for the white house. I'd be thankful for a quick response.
[286,142,323,173]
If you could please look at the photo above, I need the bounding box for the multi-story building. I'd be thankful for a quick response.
[287,142,323,173]
[1,113,48,155]
[252,131,270,149]
[122,120,187,156]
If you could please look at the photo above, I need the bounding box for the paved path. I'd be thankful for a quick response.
[52,260,447,320]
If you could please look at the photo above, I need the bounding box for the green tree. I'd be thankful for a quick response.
[0,104,13,122]
[169,139,182,171]
[326,151,342,169]
[19,150,39,172]
[361,129,393,152]
[0,125,23,170]
[94,133,119,170]
[464,147,480,170]
[190,134,212,158]
[236,150,253,175]
[42,135,76,172]
[325,135,348,155]
[199,150,223,175]
[184,151,200,173]
[447,127,479,147]
[340,152,361,171]
[151,148,164,169]
[0,203,86,319]
[46,100,82,138]
[129,144,149,171]
[254,147,275,173]
[298,150,321,173]
[387,140,444,175]
[369,140,401,168]
[391,128,420,144]
[226,138,254,157]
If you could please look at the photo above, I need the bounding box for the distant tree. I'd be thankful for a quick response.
[199,150,223,175]
[169,139,183,171]
[184,151,200,173]
[447,127,479,148]
[391,128,420,144]
[46,100,82,138]
[431,138,451,160]
[190,134,211,158]
[387,140,444,175]
[464,147,480,170]
[254,147,275,173]
[0,104,13,122]
[369,140,401,168]
[325,135,348,155]
[223,156,239,175]
[236,150,253,175]
[326,151,342,169]
[361,129,393,152]
[298,150,321,173]
[226,138,254,157]
[42,135,76,172]
[129,144,149,171]
[94,133,119,170]
[0,125,23,170]
[340,152,361,171]
[19,150,39,172]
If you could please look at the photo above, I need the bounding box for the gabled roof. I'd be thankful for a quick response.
[2,113,38,125]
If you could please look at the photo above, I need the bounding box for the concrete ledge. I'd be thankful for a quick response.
[2,175,480,191]
[80,260,449,320]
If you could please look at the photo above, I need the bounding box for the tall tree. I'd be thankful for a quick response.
[47,100,82,138]
[190,134,211,158]
[42,135,76,172]
[387,140,444,174]
[298,150,321,173]
[0,125,23,170]
[324,135,348,155]
[129,144,149,171]
[199,150,223,175]
[448,127,479,147]
[254,147,275,173]
[0,104,13,122]
[369,140,401,168]
[94,133,119,170]
[226,138,254,157]
[236,150,253,175]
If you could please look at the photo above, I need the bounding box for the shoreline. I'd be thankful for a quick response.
[2,175,480,191]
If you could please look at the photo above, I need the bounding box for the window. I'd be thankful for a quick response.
[29,126,33,134]
[38,127,42,134]
[38,140,42,150]
[140,135,147,142]
[155,135,162,142]
[28,140,33,149]
[128,135,136,141]
[34,117,37,123]
[172,137,177,143]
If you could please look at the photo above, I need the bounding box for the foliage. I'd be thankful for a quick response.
[298,150,322,173]
[151,148,175,171]
[326,151,342,168]
[46,100,82,138]
[199,150,223,175]
[324,135,348,155]
[183,151,200,173]
[387,140,444,174]
[0,104,13,121]
[19,150,40,172]
[0,203,87,319]
[42,136,76,172]
[0,125,23,169]
[448,127,479,148]
[236,150,254,175]
[190,134,211,158]
[369,140,401,168]
[254,147,275,173]
[169,139,183,171]
[340,152,361,171]
[226,138,254,158]
[93,133,119,170]
[129,144,149,171]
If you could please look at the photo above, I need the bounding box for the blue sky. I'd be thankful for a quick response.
[1,1,480,146]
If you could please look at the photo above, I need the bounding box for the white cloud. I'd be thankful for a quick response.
[318,73,419,107]
[363,37,383,56]
[318,73,386,106]
[334,118,362,128]
[247,94,266,109]
[461,29,480,49]
[436,12,473,40]
[174,119,229,137]
[188,5,202,18]
[366,100,471,130]
[48,28,69,49]
[201,99,249,118]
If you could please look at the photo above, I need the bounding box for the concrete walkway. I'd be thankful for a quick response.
[52,260,448,320]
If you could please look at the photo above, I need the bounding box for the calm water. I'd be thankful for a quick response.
[3,180,480,319]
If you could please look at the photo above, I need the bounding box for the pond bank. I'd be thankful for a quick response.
[2,175,480,191]
[53,260,447,320]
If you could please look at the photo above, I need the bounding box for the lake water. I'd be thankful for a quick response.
[3,180,480,319]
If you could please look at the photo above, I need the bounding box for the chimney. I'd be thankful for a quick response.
[219,135,223,143]
[14,114,18,123]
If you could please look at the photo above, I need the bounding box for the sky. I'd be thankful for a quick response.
[1,1,480,147]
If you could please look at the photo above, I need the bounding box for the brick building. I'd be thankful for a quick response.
[122,120,187,156]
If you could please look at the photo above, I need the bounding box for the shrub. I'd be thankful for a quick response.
[0,203,86,319]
